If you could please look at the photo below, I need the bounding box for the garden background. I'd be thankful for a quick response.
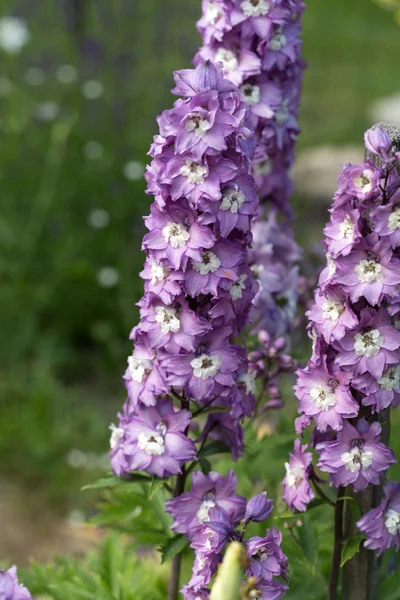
[1,0,400,597]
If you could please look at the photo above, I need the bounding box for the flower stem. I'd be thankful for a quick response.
[328,486,345,600]
[168,470,187,600]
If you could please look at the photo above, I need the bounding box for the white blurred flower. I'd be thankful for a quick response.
[68,510,86,526]
[56,64,77,84]
[25,67,45,86]
[35,101,59,121]
[97,266,119,288]
[0,16,30,54]
[66,449,87,469]
[0,76,13,96]
[82,80,104,100]
[123,160,144,181]
[84,141,104,160]
[88,208,110,229]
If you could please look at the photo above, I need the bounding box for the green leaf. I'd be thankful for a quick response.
[298,518,319,562]
[340,535,365,567]
[82,473,150,491]
[148,477,165,499]
[159,534,189,564]
[198,441,231,458]
[199,457,212,475]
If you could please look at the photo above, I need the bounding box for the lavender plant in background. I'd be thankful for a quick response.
[196,0,305,341]
[283,124,400,598]
[109,60,288,599]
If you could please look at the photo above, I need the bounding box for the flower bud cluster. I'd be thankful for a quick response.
[110,61,260,478]
[166,473,287,599]
[284,125,400,556]
[196,0,305,337]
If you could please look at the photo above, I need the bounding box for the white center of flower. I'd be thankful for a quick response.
[191,354,222,379]
[355,259,383,283]
[322,299,344,321]
[220,190,245,213]
[339,215,354,241]
[251,263,265,275]
[310,384,336,411]
[378,365,400,391]
[385,509,400,535]
[284,463,304,489]
[269,29,287,51]
[196,498,216,523]
[341,446,373,473]
[179,159,207,184]
[230,274,248,300]
[162,222,190,248]
[185,113,211,138]
[138,425,166,456]
[205,2,224,25]
[192,251,221,275]
[275,100,289,125]
[127,356,149,382]
[354,170,372,194]
[388,208,400,231]
[150,260,169,284]
[354,329,384,357]
[109,424,124,449]
[240,83,261,105]
[241,0,270,17]
[155,306,180,333]
[215,48,238,72]
[238,370,257,394]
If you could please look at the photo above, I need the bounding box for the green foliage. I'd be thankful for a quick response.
[22,535,169,600]
[340,535,366,568]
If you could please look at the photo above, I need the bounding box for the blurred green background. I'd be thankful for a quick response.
[0,0,400,579]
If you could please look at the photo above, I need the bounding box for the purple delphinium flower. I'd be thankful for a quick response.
[0,566,32,600]
[165,470,246,537]
[306,286,358,344]
[357,480,400,555]
[316,419,396,492]
[249,579,289,600]
[364,124,392,161]
[282,439,314,512]
[244,491,274,524]
[246,528,288,582]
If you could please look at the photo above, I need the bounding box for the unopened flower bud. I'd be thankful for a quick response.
[364,125,391,159]
[244,492,274,523]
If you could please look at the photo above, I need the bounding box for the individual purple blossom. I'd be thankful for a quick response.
[249,579,289,600]
[323,207,362,257]
[307,286,358,344]
[357,480,400,555]
[123,339,168,407]
[244,492,274,524]
[336,162,381,203]
[364,124,392,161]
[316,419,396,492]
[165,470,246,537]
[333,307,400,379]
[110,399,197,478]
[246,528,288,582]
[295,358,358,432]
[371,191,400,249]
[0,567,32,600]
[353,367,400,413]
[282,439,314,512]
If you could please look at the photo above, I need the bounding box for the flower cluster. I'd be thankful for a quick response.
[167,475,288,599]
[110,61,260,479]
[196,0,305,338]
[0,566,32,600]
[283,125,400,555]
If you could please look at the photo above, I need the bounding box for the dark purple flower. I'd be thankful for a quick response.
[282,439,314,512]
[316,419,396,492]
[165,470,246,537]
[357,480,400,555]
[0,567,32,600]
[249,579,289,600]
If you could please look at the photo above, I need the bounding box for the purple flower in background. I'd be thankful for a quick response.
[316,419,396,492]
[182,584,210,600]
[165,470,246,537]
[244,492,274,523]
[333,307,400,379]
[295,359,358,432]
[357,480,400,555]
[0,567,32,600]
[247,528,288,582]
[282,439,314,512]
[110,399,196,478]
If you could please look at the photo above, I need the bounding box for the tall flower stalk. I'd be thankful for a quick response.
[110,60,289,599]
[283,124,400,600]
[196,0,305,339]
